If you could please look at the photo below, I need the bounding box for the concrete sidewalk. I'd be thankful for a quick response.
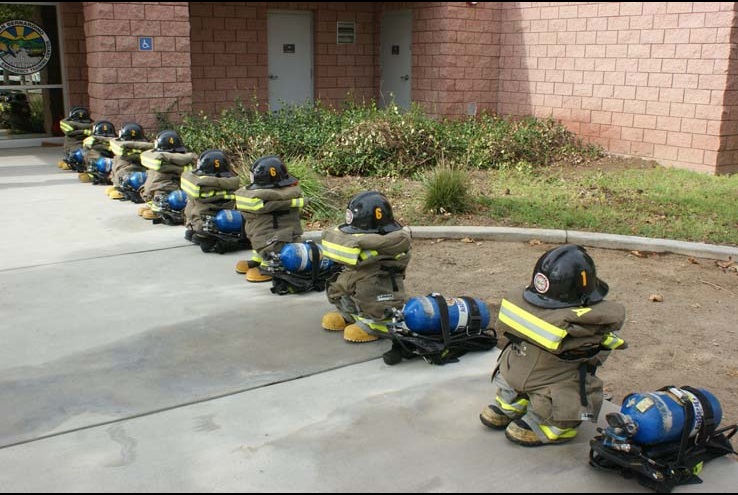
[0,147,736,492]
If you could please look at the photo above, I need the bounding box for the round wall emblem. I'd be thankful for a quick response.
[0,20,52,75]
[533,272,550,294]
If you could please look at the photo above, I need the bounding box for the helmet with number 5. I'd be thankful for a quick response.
[195,149,233,177]
[523,244,609,309]
[339,190,403,235]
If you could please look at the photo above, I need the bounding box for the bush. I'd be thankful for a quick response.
[166,98,601,178]
[422,164,475,214]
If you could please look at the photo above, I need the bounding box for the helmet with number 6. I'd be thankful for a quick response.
[247,155,298,190]
[339,190,403,235]
[523,244,609,309]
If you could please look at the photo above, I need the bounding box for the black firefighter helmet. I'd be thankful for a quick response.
[247,155,298,190]
[68,106,91,122]
[154,129,187,153]
[118,122,145,141]
[195,149,233,177]
[92,120,116,137]
[339,190,403,235]
[523,244,609,309]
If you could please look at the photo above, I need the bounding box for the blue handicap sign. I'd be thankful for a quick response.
[138,37,153,51]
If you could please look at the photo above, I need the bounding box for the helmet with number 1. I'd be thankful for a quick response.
[339,190,403,235]
[523,244,609,309]
[195,149,233,177]
[119,122,145,141]
[247,155,298,190]
[154,130,187,153]
[92,120,116,137]
[68,106,91,122]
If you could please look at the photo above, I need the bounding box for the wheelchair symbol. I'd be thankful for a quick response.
[139,37,153,51]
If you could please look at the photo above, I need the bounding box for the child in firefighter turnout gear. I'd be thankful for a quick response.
[58,107,93,170]
[234,156,305,283]
[320,191,412,343]
[138,130,197,223]
[107,123,154,202]
[78,120,116,184]
[480,244,627,446]
[181,149,250,253]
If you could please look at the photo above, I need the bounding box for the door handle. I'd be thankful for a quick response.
[269,74,279,80]
[401,75,409,81]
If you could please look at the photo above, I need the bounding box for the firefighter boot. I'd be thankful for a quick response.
[343,324,379,343]
[78,172,92,183]
[245,267,272,283]
[235,260,259,274]
[105,185,116,195]
[321,312,349,332]
[138,204,151,216]
[141,209,159,220]
[505,419,577,447]
[480,405,513,430]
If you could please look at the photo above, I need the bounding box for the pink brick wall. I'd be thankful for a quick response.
[189,2,377,115]
[496,2,736,174]
[83,1,192,134]
[61,2,89,111]
[410,2,499,118]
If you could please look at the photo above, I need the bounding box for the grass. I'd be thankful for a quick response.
[323,156,738,247]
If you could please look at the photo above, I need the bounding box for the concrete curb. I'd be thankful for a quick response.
[304,226,738,262]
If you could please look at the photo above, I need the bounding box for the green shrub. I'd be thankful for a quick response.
[422,164,474,214]
[167,97,601,178]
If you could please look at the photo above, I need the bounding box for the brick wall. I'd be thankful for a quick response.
[496,2,736,174]
[83,1,192,133]
[717,3,738,174]
[410,2,499,118]
[61,2,88,110]
[189,2,377,115]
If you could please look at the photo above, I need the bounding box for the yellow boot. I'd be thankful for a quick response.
[235,260,258,274]
[141,209,159,220]
[59,161,71,170]
[479,405,512,430]
[57,160,67,169]
[105,185,116,195]
[109,189,125,200]
[321,312,348,332]
[344,324,379,343]
[245,267,272,283]
[138,205,151,216]
[78,173,92,183]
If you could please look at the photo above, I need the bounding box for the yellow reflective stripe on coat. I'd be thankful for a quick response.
[180,177,200,197]
[291,197,304,208]
[235,195,264,212]
[141,154,162,170]
[321,239,360,265]
[359,249,379,261]
[60,121,73,133]
[498,298,568,351]
[110,140,125,156]
[601,332,626,349]
[82,136,95,148]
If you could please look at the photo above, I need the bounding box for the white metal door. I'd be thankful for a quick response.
[267,11,313,111]
[380,10,412,110]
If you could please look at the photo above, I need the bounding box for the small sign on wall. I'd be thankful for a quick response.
[391,45,400,55]
[139,37,153,51]
[283,44,295,54]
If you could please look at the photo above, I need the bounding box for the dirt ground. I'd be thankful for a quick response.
[403,238,738,451]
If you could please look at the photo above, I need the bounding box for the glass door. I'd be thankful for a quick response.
[0,2,64,142]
